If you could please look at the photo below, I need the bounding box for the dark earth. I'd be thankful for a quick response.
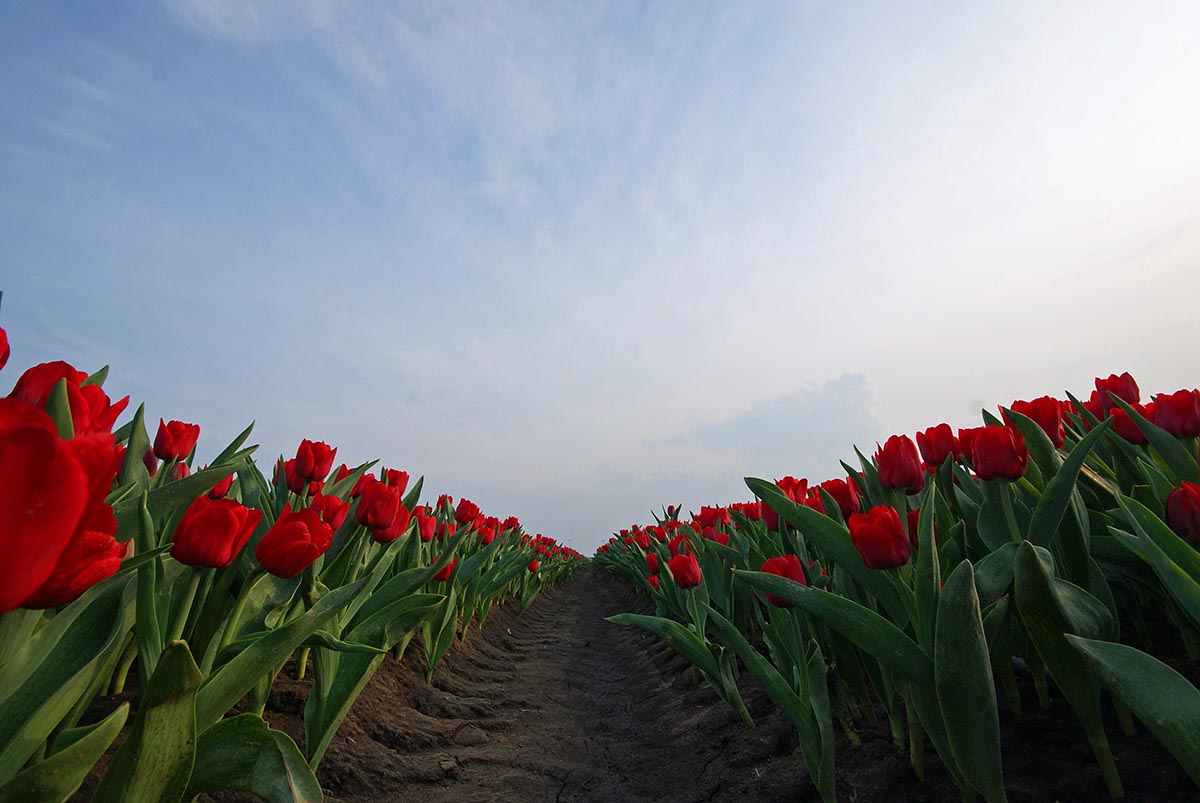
[75,566,1195,802]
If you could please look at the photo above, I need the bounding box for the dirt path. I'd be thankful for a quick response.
[298,566,804,803]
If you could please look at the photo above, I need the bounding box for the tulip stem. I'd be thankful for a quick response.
[1086,726,1124,798]
[210,569,265,671]
[166,570,203,643]
[1112,696,1136,736]
[997,482,1023,544]
[109,636,138,695]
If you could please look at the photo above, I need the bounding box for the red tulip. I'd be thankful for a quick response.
[372,504,412,543]
[1111,405,1152,445]
[957,426,983,464]
[648,575,660,591]
[170,496,263,568]
[8,361,87,407]
[207,471,235,499]
[1155,389,1200,437]
[383,468,409,495]
[0,326,8,371]
[142,447,159,477]
[1096,372,1140,415]
[760,553,806,606]
[916,424,958,467]
[294,439,336,482]
[455,498,481,525]
[971,425,1028,481]
[8,361,127,436]
[433,557,457,582]
[1166,482,1200,543]
[168,461,190,482]
[646,552,659,575]
[875,435,925,494]
[354,476,400,530]
[667,552,702,589]
[849,505,910,569]
[415,508,437,542]
[310,493,349,531]
[0,399,123,612]
[527,559,540,572]
[334,463,353,483]
[1010,396,1065,449]
[478,525,496,545]
[816,478,859,519]
[154,419,200,463]
[255,507,332,578]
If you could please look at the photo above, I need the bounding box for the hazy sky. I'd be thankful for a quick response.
[3,2,1199,553]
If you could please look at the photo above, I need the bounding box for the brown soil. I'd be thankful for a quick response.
[73,566,1197,802]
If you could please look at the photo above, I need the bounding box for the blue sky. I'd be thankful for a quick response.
[3,2,1200,553]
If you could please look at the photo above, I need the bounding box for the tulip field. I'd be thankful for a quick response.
[596,373,1200,800]
[0,323,584,802]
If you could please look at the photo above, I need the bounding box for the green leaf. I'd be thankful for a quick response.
[208,421,256,467]
[82,365,109,388]
[732,570,932,687]
[705,606,836,803]
[46,379,74,438]
[936,561,1006,803]
[1067,635,1200,790]
[0,703,128,803]
[1025,419,1111,550]
[119,404,152,493]
[195,577,369,729]
[114,462,243,541]
[973,543,1018,608]
[93,641,202,803]
[606,613,721,678]
[188,714,321,803]
[913,482,940,650]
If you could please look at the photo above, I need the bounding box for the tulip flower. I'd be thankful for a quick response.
[527,559,540,572]
[0,399,119,613]
[760,554,806,606]
[415,508,437,542]
[294,439,337,482]
[957,426,982,464]
[646,552,659,575]
[168,461,190,482]
[0,325,8,371]
[477,526,496,545]
[384,468,409,495]
[667,552,703,589]
[171,496,263,569]
[916,423,958,467]
[433,557,457,582]
[1166,482,1200,543]
[1154,389,1200,437]
[1010,396,1065,448]
[816,478,859,519]
[971,425,1028,481]
[875,434,925,494]
[455,498,481,525]
[153,419,201,463]
[647,575,660,590]
[8,361,87,407]
[255,507,333,579]
[8,360,127,436]
[310,493,350,531]
[354,476,401,530]
[23,529,127,609]
[1111,405,1152,445]
[849,505,910,569]
[207,470,235,499]
[371,504,411,544]
[1096,372,1140,415]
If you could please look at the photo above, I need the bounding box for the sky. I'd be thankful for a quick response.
[2,2,1200,554]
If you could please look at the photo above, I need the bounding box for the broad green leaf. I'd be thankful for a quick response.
[0,704,128,803]
[733,570,932,687]
[606,613,721,678]
[196,577,369,729]
[93,641,202,803]
[1068,635,1200,790]
[936,561,1005,803]
[188,714,321,803]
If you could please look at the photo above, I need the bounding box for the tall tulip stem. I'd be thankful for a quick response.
[166,569,203,643]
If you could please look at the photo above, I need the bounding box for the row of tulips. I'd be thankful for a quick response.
[0,323,584,803]
[596,372,1200,802]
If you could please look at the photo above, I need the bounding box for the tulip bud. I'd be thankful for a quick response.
[875,435,925,495]
[760,553,806,606]
[294,439,337,482]
[645,552,659,575]
[667,552,702,589]
[310,493,350,531]
[355,476,401,530]
[527,559,540,572]
[849,505,910,570]
[153,419,201,463]
[171,496,262,568]
[455,498,481,525]
[168,461,190,482]
[817,478,859,519]
[916,423,958,467]
[383,468,409,495]
[372,504,411,543]
[1096,372,1140,415]
[415,508,437,542]
[971,426,1028,481]
[433,557,457,582]
[647,575,660,590]
[1154,389,1200,437]
[1009,397,1065,449]
[22,530,127,609]
[255,507,332,579]
[0,326,8,371]
[207,471,235,499]
[1166,482,1200,543]
[1111,405,1152,445]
